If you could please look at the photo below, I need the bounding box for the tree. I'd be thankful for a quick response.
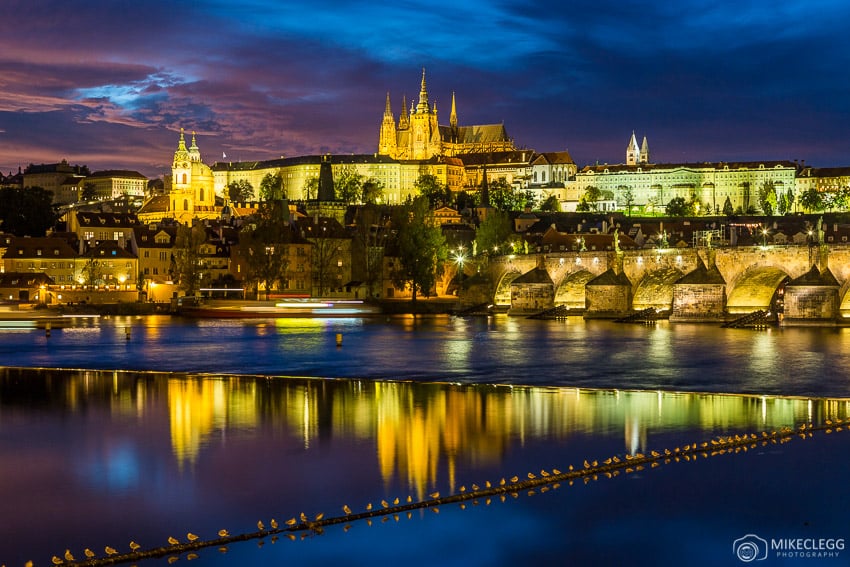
[173,223,208,296]
[307,219,346,297]
[621,187,634,216]
[799,188,824,213]
[81,182,98,202]
[582,186,602,211]
[0,186,56,236]
[665,196,695,217]
[415,174,451,207]
[79,258,103,287]
[361,178,384,205]
[785,189,795,214]
[335,167,364,204]
[352,204,389,298]
[391,196,447,302]
[259,172,285,201]
[303,177,319,200]
[540,194,561,212]
[758,181,777,216]
[240,200,292,299]
[454,190,477,210]
[489,179,529,212]
[722,196,734,216]
[475,210,513,255]
[227,179,254,202]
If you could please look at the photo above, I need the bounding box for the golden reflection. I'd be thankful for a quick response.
[167,378,258,469]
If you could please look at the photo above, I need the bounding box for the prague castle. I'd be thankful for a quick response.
[378,69,515,160]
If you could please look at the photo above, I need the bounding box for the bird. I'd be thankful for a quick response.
[459,485,466,493]
[540,470,549,477]
[430,492,440,499]
[315,512,324,521]
[300,512,308,522]
[343,505,352,515]
[51,556,63,566]
[64,550,74,562]
[485,481,492,488]
[187,532,199,542]
[168,536,179,545]
[528,472,536,479]
[592,460,598,467]
[105,546,118,556]
[218,529,230,538]
[130,541,141,552]
[510,476,519,483]
[257,520,265,531]
[583,460,590,469]
[393,497,399,505]
[472,484,479,491]
[365,503,373,511]
[406,496,412,503]
[270,518,278,529]
[651,450,661,458]
[500,478,506,486]
[381,500,389,508]
[84,549,96,559]
[552,469,561,475]
[286,518,297,526]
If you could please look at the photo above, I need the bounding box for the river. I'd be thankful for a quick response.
[0,315,848,566]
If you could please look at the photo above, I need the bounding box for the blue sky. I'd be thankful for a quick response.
[1,0,848,177]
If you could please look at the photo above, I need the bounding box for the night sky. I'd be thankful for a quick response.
[1,0,848,178]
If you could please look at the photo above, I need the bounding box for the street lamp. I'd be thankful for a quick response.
[761,227,769,247]
[453,246,466,294]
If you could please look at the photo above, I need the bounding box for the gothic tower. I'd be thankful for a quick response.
[626,131,640,166]
[378,93,396,156]
[640,136,650,164]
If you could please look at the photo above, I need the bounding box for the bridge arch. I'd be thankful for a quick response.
[632,267,685,311]
[493,269,523,307]
[726,266,790,314]
[554,269,595,309]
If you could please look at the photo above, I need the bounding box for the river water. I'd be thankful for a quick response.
[1,315,848,566]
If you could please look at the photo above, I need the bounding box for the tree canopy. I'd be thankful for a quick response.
[259,172,285,201]
[475,210,513,255]
[391,196,447,302]
[415,174,451,207]
[240,200,292,298]
[0,186,56,236]
[227,179,254,202]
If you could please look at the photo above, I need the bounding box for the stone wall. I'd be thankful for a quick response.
[671,284,726,321]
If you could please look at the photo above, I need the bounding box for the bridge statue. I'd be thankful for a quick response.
[613,228,620,253]
[817,217,824,245]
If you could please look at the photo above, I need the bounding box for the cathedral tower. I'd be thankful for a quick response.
[626,132,640,166]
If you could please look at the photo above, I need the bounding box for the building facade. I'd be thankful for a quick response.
[378,70,515,160]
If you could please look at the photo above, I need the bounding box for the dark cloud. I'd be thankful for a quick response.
[0,0,848,178]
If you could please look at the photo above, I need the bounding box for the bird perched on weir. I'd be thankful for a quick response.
[187,532,199,542]
[218,529,229,538]
[64,550,74,562]
[270,519,278,529]
[257,520,265,531]
[105,546,118,556]
[300,512,308,523]
[51,556,63,565]
[286,518,297,526]
[130,541,141,552]
[168,536,179,546]
[84,549,96,559]
[343,505,352,515]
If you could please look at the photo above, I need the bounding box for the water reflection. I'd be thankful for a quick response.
[1,367,848,566]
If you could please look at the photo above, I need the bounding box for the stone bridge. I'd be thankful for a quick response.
[483,245,850,320]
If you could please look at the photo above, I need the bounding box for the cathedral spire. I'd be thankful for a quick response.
[177,128,187,151]
[626,131,640,165]
[417,68,429,113]
[399,95,409,129]
[640,136,649,164]
[384,92,392,117]
[190,131,198,151]
[450,91,458,129]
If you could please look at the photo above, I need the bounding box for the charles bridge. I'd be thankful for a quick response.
[477,244,850,324]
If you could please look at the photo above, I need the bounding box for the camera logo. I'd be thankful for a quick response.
[733,534,769,562]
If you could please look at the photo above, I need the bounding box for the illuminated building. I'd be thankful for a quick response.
[83,170,147,200]
[378,70,515,160]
